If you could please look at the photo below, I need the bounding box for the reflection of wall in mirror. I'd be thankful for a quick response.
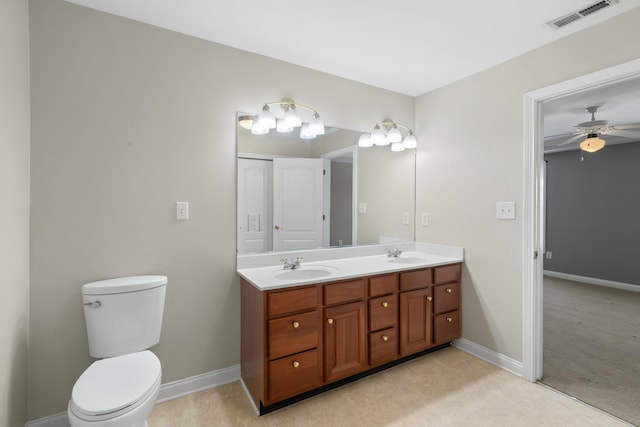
[357,147,415,245]
[330,160,353,247]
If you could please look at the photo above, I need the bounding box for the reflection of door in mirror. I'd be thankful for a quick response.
[273,157,329,252]
[237,157,332,254]
[237,158,272,254]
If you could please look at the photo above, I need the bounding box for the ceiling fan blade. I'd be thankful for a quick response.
[555,134,585,146]
[609,122,640,130]
[606,129,640,139]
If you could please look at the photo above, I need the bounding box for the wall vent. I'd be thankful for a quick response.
[547,0,619,29]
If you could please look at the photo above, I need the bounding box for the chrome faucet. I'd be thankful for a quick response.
[387,248,402,258]
[281,257,303,270]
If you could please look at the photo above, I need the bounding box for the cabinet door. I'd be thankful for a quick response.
[399,287,433,356]
[324,301,366,383]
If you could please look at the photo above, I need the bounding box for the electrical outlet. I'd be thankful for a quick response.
[496,201,516,220]
[358,202,367,214]
[546,251,552,259]
[402,212,409,224]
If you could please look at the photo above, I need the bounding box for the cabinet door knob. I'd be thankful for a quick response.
[381,301,388,308]
[426,296,432,301]
[381,335,389,342]
[446,317,453,323]
[446,288,453,293]
[327,318,334,325]
[274,224,280,230]
[292,321,300,329]
[292,360,300,368]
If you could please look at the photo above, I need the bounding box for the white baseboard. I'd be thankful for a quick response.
[25,364,241,427]
[544,270,640,293]
[453,338,523,377]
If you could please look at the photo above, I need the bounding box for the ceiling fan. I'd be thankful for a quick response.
[547,106,640,153]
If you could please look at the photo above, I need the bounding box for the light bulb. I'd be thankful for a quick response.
[371,125,387,145]
[251,120,268,135]
[358,133,372,148]
[284,106,302,127]
[387,125,402,143]
[309,114,325,135]
[299,123,316,139]
[276,118,293,133]
[579,134,605,153]
[391,141,405,152]
[257,105,276,129]
[403,132,417,149]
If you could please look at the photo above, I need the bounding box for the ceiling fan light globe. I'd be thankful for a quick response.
[580,135,605,153]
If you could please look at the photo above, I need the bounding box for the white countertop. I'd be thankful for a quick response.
[237,243,464,291]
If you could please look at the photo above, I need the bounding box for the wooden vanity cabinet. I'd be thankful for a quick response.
[323,279,367,382]
[240,262,462,413]
[433,264,462,345]
[399,269,433,357]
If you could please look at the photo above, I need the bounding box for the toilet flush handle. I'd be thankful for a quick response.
[83,301,102,309]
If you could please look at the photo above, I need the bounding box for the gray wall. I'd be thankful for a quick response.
[330,161,353,246]
[416,8,640,361]
[28,0,413,420]
[544,143,640,285]
[0,0,30,426]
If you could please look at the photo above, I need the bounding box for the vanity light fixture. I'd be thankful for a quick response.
[579,133,605,153]
[237,115,254,130]
[250,98,325,139]
[359,119,417,151]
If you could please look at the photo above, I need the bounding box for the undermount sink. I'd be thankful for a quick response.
[274,265,340,280]
[387,257,430,265]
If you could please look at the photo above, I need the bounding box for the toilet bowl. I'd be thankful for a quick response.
[68,351,161,427]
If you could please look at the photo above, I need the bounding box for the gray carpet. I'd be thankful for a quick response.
[542,276,640,426]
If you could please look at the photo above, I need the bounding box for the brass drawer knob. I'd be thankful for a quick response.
[292,321,300,329]
[382,301,388,308]
[426,296,432,301]
[327,318,334,325]
[382,335,389,342]
[292,360,300,368]
[446,288,453,293]
[446,317,453,323]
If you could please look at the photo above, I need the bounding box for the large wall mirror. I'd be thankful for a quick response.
[237,112,416,254]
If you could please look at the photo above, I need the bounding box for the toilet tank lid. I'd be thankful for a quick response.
[82,275,167,295]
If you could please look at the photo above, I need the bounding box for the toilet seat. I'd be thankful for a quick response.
[70,351,161,422]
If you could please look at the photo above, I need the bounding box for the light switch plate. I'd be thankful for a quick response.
[402,212,409,225]
[421,212,429,226]
[176,202,189,220]
[496,201,515,220]
[358,202,367,214]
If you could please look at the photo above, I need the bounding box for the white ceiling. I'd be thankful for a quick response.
[65,0,640,96]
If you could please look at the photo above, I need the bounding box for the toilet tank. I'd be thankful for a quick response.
[82,275,167,358]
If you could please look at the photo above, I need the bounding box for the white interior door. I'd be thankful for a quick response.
[237,158,272,254]
[273,158,325,251]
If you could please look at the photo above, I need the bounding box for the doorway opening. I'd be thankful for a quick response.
[522,58,640,383]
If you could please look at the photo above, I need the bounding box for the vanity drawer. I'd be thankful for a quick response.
[324,279,366,306]
[369,294,398,331]
[433,282,461,315]
[400,268,432,291]
[268,311,319,360]
[434,310,461,344]
[434,263,461,285]
[369,327,398,366]
[369,274,398,297]
[268,349,322,403]
[267,286,318,317]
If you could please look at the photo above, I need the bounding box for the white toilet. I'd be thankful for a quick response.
[68,275,168,427]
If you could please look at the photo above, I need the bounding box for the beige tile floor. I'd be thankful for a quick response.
[149,347,630,426]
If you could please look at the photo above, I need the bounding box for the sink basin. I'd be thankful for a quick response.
[274,265,340,281]
[387,257,430,265]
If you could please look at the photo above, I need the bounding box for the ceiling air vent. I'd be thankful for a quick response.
[547,0,619,29]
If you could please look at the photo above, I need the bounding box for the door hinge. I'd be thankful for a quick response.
[323,169,326,175]
[322,214,326,220]
[534,251,539,259]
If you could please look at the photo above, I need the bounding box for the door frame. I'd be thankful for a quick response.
[322,145,358,246]
[522,58,640,382]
